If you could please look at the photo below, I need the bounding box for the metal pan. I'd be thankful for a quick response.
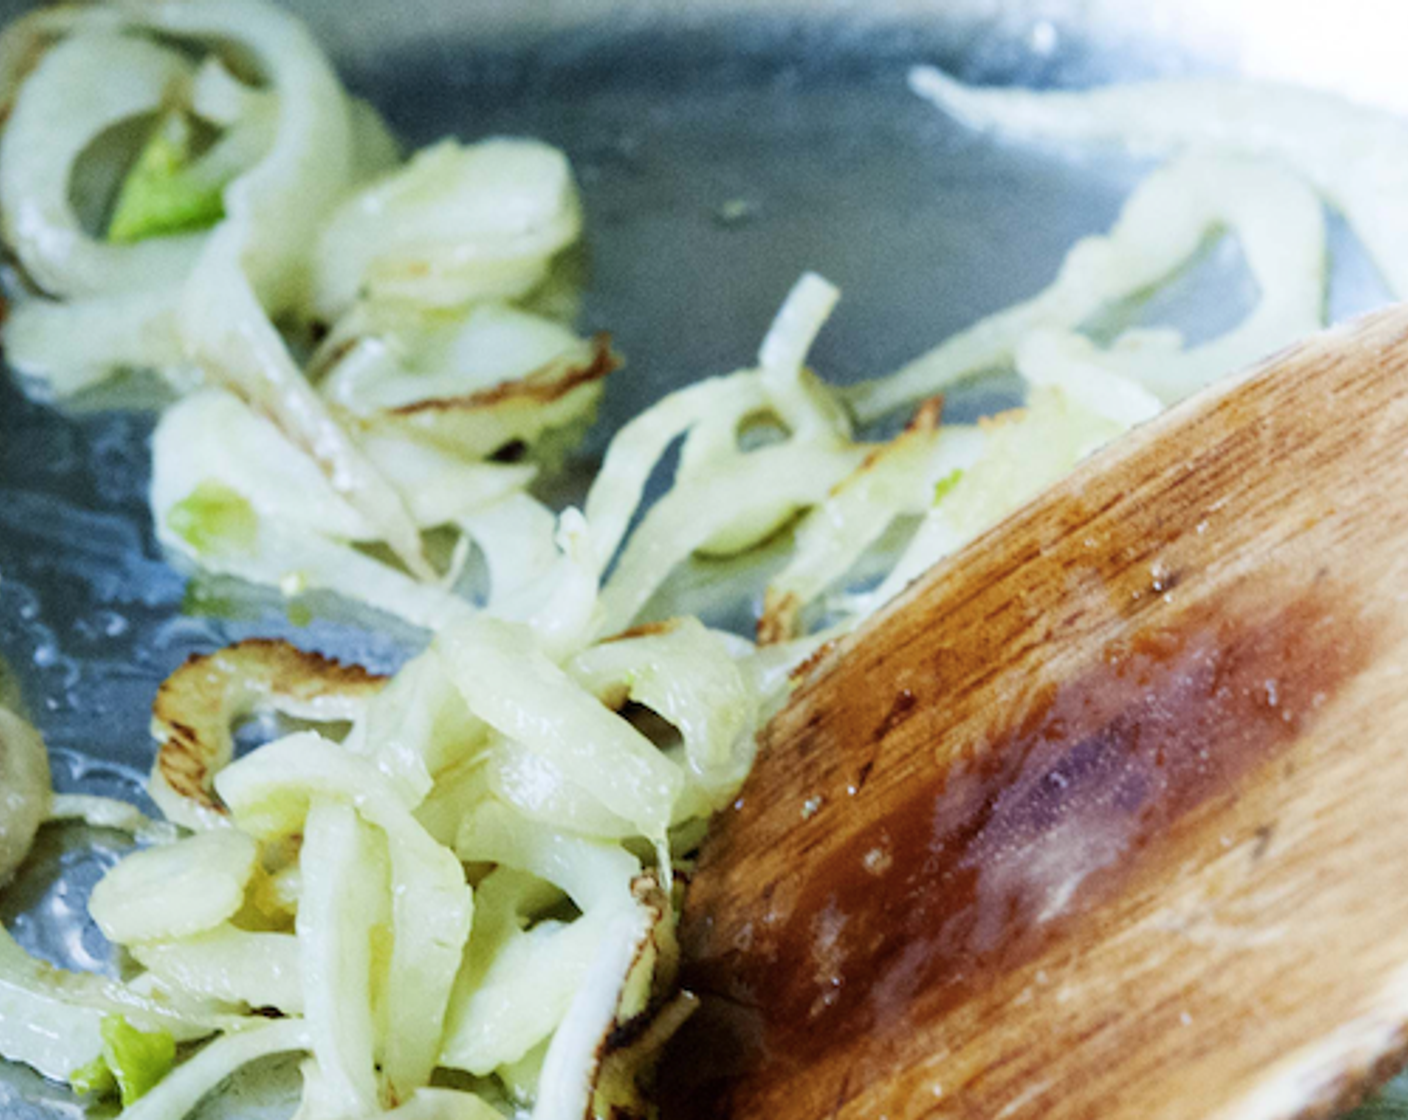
[0,0,1399,1115]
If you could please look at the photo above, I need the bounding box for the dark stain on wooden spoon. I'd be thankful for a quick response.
[664,578,1378,1116]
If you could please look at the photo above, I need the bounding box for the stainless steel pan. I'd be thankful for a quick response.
[0,0,1398,1114]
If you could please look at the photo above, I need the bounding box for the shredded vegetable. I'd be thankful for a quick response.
[0,706,50,885]
[312,138,582,318]
[148,638,386,830]
[79,1015,177,1108]
[106,111,228,245]
[88,829,259,946]
[909,64,1408,298]
[847,150,1326,423]
[0,4,1388,1117]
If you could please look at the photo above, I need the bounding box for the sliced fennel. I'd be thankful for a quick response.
[909,64,1408,298]
[217,733,473,1098]
[0,6,1387,1119]
[439,870,616,1077]
[0,706,51,886]
[569,618,758,806]
[312,138,581,318]
[847,151,1325,423]
[455,801,639,912]
[107,112,227,245]
[436,617,683,840]
[296,799,389,1116]
[88,830,259,946]
[130,927,302,1016]
[0,32,203,297]
[70,1015,176,1107]
[0,925,232,1084]
[116,1019,311,1120]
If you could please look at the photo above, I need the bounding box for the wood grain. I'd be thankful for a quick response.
[664,303,1408,1120]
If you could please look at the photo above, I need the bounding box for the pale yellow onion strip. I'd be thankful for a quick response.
[0,933,108,1082]
[359,431,536,529]
[381,1088,505,1120]
[216,733,473,1098]
[47,794,176,845]
[340,650,488,808]
[436,617,683,840]
[112,0,430,577]
[531,903,654,1120]
[113,0,354,312]
[589,881,680,1114]
[88,830,258,946]
[152,390,531,590]
[763,410,984,643]
[909,65,1408,298]
[754,271,851,441]
[0,5,92,103]
[497,1040,549,1104]
[0,33,201,297]
[313,139,581,317]
[0,925,238,1083]
[1015,329,1164,426]
[855,388,1126,616]
[0,707,49,887]
[443,868,556,998]
[673,274,851,558]
[296,799,388,1118]
[483,743,638,841]
[146,637,386,832]
[189,55,268,125]
[130,925,302,1016]
[441,918,611,1077]
[184,103,278,198]
[366,249,556,315]
[161,513,471,632]
[150,397,468,632]
[482,508,602,665]
[341,334,613,470]
[318,301,595,414]
[151,389,374,542]
[456,800,639,912]
[116,1018,312,1120]
[583,371,768,574]
[853,506,965,626]
[672,275,853,559]
[439,868,615,1077]
[673,399,751,480]
[178,258,435,579]
[193,47,390,190]
[568,618,757,801]
[598,439,867,634]
[1049,156,1324,403]
[179,58,279,192]
[4,288,190,398]
[374,144,578,265]
[848,151,1325,422]
[413,751,495,850]
[801,423,984,607]
[458,492,561,609]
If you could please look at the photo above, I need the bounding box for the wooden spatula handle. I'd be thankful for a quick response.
[666,303,1408,1120]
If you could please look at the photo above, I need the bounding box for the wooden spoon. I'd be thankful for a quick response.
[662,302,1408,1120]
